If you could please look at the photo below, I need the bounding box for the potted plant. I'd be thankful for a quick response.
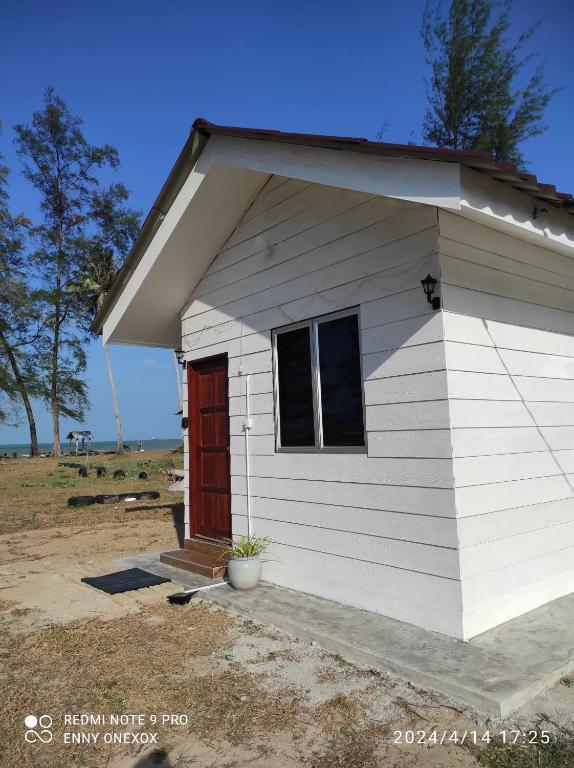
[224,535,270,590]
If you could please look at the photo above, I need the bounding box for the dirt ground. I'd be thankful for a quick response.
[1,453,573,768]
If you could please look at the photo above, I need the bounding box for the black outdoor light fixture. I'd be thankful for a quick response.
[421,273,441,310]
[174,349,186,367]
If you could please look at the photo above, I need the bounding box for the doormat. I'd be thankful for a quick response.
[81,568,170,594]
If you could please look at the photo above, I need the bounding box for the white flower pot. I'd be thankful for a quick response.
[227,555,262,590]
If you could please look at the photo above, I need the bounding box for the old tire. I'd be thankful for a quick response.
[113,469,126,479]
[68,495,95,507]
[138,471,148,480]
[95,494,122,504]
[78,467,88,478]
[96,467,107,478]
[139,491,160,500]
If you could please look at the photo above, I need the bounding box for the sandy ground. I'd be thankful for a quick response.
[1,456,573,767]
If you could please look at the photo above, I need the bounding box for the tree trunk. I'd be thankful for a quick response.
[51,224,63,458]
[50,324,61,456]
[104,343,123,454]
[0,329,39,457]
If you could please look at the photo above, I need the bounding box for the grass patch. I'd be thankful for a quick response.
[0,452,183,534]
[0,603,307,768]
[469,718,574,767]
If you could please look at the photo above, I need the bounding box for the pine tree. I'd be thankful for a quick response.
[422,0,559,164]
[14,89,139,456]
[0,130,41,454]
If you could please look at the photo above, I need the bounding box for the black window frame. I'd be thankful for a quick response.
[272,308,367,453]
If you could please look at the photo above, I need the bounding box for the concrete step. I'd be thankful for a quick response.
[160,549,226,579]
[183,537,230,557]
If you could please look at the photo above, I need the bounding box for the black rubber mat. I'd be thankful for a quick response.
[81,568,170,594]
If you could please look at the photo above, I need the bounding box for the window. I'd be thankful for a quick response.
[272,309,366,451]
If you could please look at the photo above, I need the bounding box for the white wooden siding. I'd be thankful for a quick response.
[182,177,462,637]
[440,209,574,637]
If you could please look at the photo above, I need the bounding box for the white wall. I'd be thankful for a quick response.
[440,210,574,639]
[181,176,464,637]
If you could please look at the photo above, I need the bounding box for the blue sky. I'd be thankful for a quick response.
[1,0,572,444]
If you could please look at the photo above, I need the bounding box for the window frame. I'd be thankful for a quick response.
[271,307,367,454]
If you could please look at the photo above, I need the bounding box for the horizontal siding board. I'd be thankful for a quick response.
[458,498,574,548]
[229,392,273,416]
[514,376,574,402]
[451,427,547,457]
[448,399,535,428]
[454,452,562,487]
[197,194,399,300]
[363,341,446,380]
[231,475,456,517]
[183,229,437,336]
[224,181,336,248]
[231,453,454,488]
[231,495,457,546]
[364,371,448,405]
[229,413,273,436]
[228,350,272,377]
[240,177,310,222]
[460,519,574,579]
[528,401,574,426]
[442,284,574,337]
[230,434,275,456]
[440,237,574,293]
[441,254,574,314]
[207,187,376,277]
[253,543,463,637]
[361,313,443,355]
[183,250,439,339]
[445,341,506,374]
[447,370,519,401]
[368,430,452,458]
[442,312,494,346]
[360,288,434,329]
[228,372,273,397]
[366,400,451,431]
[462,546,574,638]
[439,211,574,279]
[230,515,458,578]
[455,475,573,517]
[499,348,574,379]
[541,427,574,451]
[488,320,574,358]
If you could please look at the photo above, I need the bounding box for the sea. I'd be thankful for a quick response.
[0,438,182,457]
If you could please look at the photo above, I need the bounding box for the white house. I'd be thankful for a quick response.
[93,119,574,641]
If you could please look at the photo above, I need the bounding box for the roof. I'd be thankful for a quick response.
[92,118,573,335]
[193,119,574,212]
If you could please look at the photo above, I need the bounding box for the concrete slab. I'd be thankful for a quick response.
[199,581,574,718]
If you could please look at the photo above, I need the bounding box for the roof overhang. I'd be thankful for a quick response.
[97,133,464,347]
[95,120,574,347]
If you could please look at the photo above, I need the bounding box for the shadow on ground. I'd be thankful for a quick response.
[128,501,185,547]
[131,751,173,767]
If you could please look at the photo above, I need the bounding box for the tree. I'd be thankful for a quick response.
[74,184,140,455]
[422,0,559,164]
[14,89,139,456]
[0,132,42,455]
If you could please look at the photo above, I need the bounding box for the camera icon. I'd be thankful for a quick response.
[24,714,53,744]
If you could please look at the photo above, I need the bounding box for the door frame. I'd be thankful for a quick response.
[187,354,231,541]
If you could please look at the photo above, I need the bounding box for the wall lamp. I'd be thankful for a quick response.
[421,273,441,310]
[174,349,186,367]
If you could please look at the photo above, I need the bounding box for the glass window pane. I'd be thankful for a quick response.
[276,326,315,447]
[318,315,365,446]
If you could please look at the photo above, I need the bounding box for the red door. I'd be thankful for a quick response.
[188,355,231,540]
